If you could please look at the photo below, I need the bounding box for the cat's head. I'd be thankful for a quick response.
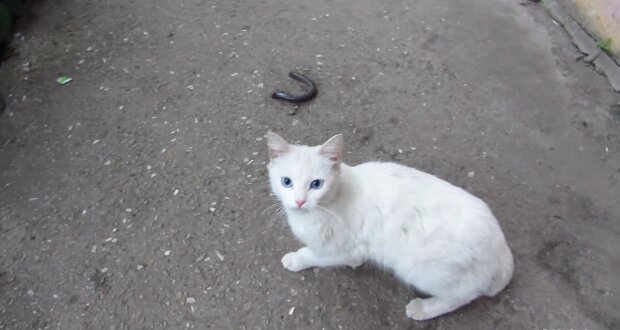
[266,131,343,211]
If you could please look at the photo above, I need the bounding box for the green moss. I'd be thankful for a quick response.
[596,38,613,53]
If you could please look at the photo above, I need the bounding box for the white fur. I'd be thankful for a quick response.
[266,132,514,320]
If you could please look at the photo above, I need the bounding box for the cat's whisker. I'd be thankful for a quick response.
[261,203,281,217]
[253,205,286,238]
[315,204,346,226]
[265,205,287,231]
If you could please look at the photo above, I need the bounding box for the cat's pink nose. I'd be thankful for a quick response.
[295,200,306,208]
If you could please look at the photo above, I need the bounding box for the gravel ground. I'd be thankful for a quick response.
[0,0,619,329]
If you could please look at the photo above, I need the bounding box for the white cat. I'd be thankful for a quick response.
[266,131,514,320]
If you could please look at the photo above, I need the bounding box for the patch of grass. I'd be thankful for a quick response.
[596,38,613,53]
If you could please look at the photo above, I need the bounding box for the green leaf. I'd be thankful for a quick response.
[56,76,73,85]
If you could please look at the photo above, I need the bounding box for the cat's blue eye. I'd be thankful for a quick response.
[310,179,324,190]
[281,177,293,188]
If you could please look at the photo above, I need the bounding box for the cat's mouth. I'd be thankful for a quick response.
[289,205,311,212]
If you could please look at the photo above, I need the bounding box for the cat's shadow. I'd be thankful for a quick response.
[351,263,430,297]
[315,263,426,326]
[318,263,512,327]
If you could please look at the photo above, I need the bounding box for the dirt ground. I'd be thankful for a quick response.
[1,0,619,329]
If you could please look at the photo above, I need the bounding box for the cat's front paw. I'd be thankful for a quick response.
[281,251,308,272]
[406,298,431,321]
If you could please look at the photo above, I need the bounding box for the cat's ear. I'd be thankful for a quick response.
[320,134,343,164]
[266,131,290,160]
